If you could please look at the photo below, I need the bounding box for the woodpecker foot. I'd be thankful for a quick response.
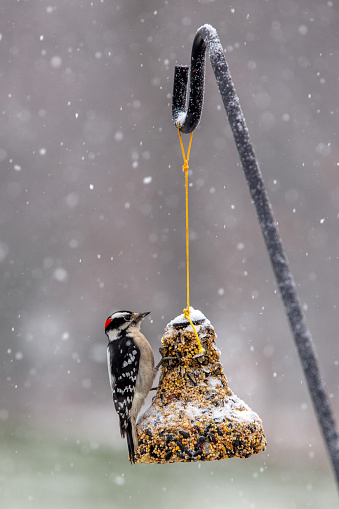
[153,356,179,375]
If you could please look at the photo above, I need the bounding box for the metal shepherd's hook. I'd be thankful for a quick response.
[172,23,339,488]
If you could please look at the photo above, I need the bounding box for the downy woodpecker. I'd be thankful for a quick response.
[105,310,155,463]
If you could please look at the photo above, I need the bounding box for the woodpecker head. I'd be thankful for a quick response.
[105,310,150,341]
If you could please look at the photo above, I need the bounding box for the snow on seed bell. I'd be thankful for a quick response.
[135,308,266,463]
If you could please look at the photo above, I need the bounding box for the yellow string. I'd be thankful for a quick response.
[178,125,205,357]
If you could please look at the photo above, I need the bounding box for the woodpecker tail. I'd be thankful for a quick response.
[126,420,135,463]
[119,418,126,438]
[119,418,136,463]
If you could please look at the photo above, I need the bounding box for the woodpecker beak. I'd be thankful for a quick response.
[134,311,151,323]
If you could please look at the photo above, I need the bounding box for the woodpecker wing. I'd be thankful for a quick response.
[107,347,116,393]
[107,335,141,432]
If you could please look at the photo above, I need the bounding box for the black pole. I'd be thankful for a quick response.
[172,23,339,487]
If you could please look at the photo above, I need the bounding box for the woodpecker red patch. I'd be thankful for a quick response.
[105,317,113,330]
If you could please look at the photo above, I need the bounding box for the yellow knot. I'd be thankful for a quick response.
[183,308,206,357]
[178,123,193,174]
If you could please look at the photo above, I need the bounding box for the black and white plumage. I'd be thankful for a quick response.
[105,310,155,463]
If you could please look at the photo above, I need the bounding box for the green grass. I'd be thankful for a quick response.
[0,429,337,509]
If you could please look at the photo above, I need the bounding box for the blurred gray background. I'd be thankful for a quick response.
[1,0,339,507]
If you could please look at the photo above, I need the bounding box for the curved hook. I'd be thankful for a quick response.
[172,24,229,133]
[172,29,207,133]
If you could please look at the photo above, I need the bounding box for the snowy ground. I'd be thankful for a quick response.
[0,407,337,509]
[1,430,336,509]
